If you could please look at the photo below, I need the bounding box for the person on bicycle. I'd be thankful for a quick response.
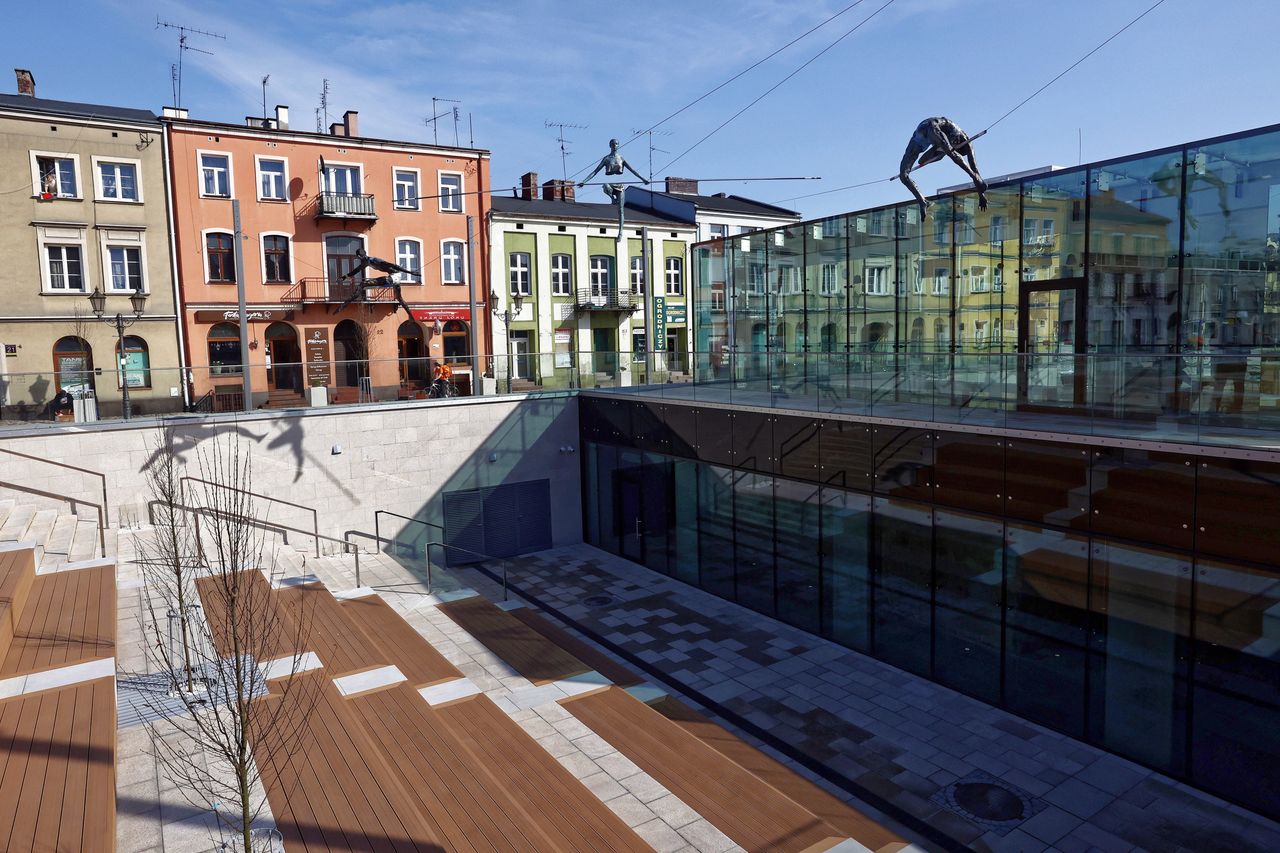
[429,360,456,398]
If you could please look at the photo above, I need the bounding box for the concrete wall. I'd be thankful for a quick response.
[0,393,582,553]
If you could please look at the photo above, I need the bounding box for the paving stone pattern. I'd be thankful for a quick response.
[498,545,1280,853]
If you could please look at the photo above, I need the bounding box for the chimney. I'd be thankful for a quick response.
[329,121,345,137]
[161,106,189,120]
[542,179,575,202]
[343,110,359,138]
[14,69,35,97]
[665,176,699,195]
[520,171,539,200]
[275,104,289,129]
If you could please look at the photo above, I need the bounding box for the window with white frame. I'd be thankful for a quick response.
[821,262,841,296]
[45,245,85,291]
[747,263,765,293]
[258,158,286,200]
[200,153,231,197]
[969,265,989,293]
[869,210,886,235]
[665,256,684,295]
[396,239,422,283]
[959,217,975,244]
[34,153,78,198]
[932,268,950,295]
[708,223,727,240]
[106,246,143,291]
[990,215,1006,242]
[864,264,889,296]
[263,235,291,282]
[441,240,464,284]
[630,256,645,294]
[551,253,572,296]
[710,288,726,311]
[510,251,532,295]
[993,264,1005,291]
[322,162,361,195]
[205,232,236,282]
[97,160,139,201]
[777,263,799,294]
[394,169,420,209]
[589,255,612,296]
[438,172,462,212]
[933,216,950,245]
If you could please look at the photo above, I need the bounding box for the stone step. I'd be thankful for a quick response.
[24,509,59,562]
[44,514,78,557]
[0,499,14,531]
[0,504,36,541]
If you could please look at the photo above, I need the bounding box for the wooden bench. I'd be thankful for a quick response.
[0,562,114,679]
[273,583,392,678]
[195,570,301,662]
[0,676,115,852]
[564,685,869,853]
[339,593,462,687]
[438,595,590,684]
[0,546,37,664]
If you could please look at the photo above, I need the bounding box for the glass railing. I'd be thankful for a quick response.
[587,349,1280,450]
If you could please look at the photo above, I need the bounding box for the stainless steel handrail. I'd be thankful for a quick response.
[0,447,110,524]
[373,510,444,561]
[180,476,321,557]
[187,503,360,581]
[0,477,106,557]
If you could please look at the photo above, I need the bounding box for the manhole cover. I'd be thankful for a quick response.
[930,770,1044,835]
[582,594,614,607]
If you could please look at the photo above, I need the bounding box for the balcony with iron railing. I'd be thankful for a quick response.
[574,287,638,312]
[316,191,377,219]
[282,277,399,304]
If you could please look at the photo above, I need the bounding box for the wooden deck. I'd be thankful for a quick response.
[196,570,300,662]
[508,606,644,688]
[438,595,590,684]
[565,685,896,853]
[0,563,115,679]
[339,594,461,687]
[0,547,37,660]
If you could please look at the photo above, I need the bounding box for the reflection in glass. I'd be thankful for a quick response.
[821,489,871,650]
[933,508,1003,703]
[734,471,776,616]
[697,463,736,598]
[775,479,821,633]
[873,497,933,676]
[672,459,700,585]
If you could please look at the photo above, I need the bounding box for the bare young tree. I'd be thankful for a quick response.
[138,430,318,852]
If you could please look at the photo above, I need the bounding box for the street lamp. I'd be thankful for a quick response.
[491,289,524,393]
[89,287,147,419]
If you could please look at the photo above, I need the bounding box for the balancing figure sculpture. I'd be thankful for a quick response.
[899,117,988,218]
[334,247,417,318]
[578,138,649,238]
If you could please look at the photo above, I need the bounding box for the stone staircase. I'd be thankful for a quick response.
[0,498,104,568]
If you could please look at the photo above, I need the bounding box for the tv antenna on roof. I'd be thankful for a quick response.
[546,120,587,181]
[319,79,331,131]
[426,97,460,146]
[630,128,673,183]
[155,16,225,109]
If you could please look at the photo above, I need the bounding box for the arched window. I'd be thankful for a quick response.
[443,320,469,364]
[820,323,838,353]
[52,335,93,394]
[208,323,242,375]
[397,319,427,381]
[117,335,151,388]
[333,319,367,387]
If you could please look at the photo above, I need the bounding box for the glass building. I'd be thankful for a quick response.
[580,123,1280,820]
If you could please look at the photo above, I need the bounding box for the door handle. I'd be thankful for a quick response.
[635,518,643,538]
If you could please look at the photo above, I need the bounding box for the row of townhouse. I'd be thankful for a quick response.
[0,69,797,419]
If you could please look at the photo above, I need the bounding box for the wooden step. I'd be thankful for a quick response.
[0,547,38,664]
[339,593,461,687]
[0,562,115,680]
[437,595,591,685]
[507,607,644,688]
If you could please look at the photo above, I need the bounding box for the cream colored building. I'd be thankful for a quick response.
[0,71,181,421]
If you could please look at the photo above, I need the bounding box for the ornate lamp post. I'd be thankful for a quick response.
[89,287,147,419]
[491,289,523,394]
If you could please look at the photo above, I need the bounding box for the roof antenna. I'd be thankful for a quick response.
[155,16,225,109]
[319,79,331,131]
[261,75,270,122]
[546,120,587,181]
[426,97,460,145]
[631,128,672,184]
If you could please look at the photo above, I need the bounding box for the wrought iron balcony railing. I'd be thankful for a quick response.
[282,277,399,304]
[574,287,638,311]
[316,192,376,218]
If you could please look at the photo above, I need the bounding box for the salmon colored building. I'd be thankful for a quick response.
[163,104,491,409]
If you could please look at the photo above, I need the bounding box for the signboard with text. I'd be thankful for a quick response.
[410,305,472,323]
[194,309,293,324]
[665,304,687,325]
[652,296,666,351]
[303,327,332,386]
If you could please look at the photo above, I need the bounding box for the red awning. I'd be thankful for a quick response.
[410,305,473,322]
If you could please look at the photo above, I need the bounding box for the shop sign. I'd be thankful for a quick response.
[194,309,292,323]
[411,305,472,323]
[666,304,687,325]
[303,327,332,386]
[652,296,667,350]
[553,330,572,344]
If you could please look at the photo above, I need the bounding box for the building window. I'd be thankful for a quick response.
[748,263,765,294]
[97,161,138,201]
[990,215,1006,243]
[631,256,645,294]
[994,264,1005,291]
[200,153,231,197]
[710,289,726,311]
[510,251,531,296]
[258,158,287,200]
[969,265,989,293]
[821,262,841,296]
[589,255,612,296]
[53,336,93,393]
[107,246,143,291]
[933,216,950,245]
[263,235,291,283]
[394,169,419,210]
[438,172,462,212]
[207,323,243,375]
[869,210,886,235]
[36,155,78,198]
[864,265,889,296]
[442,320,469,363]
[959,217,975,244]
[777,263,798,295]
[46,245,85,291]
[665,256,684,295]
[708,223,727,239]
[551,253,572,296]
[322,162,361,195]
[441,240,464,284]
[396,239,422,283]
[932,268,950,295]
[206,232,235,282]
[118,335,151,389]
[632,332,647,362]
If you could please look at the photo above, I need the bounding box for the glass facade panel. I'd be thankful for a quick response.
[733,471,776,616]
[1004,439,1090,527]
[672,459,700,585]
[873,426,933,503]
[774,414,821,483]
[820,420,872,491]
[697,463,736,599]
[696,406,734,466]
[594,443,620,554]
[932,432,1005,515]
[1005,524,1090,736]
[1195,457,1280,566]
[773,226,809,406]
[872,497,933,676]
[955,186,1019,358]
[1090,448,1195,550]
[1021,168,1087,283]
[732,410,773,474]
[820,488,871,650]
[775,479,821,633]
[933,508,1003,703]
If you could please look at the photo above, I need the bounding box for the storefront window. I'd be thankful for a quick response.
[117,335,151,388]
[207,322,242,375]
[442,320,469,363]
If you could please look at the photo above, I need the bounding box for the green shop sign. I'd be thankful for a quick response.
[652,296,666,350]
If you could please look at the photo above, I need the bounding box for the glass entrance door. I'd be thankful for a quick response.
[1018,280,1086,410]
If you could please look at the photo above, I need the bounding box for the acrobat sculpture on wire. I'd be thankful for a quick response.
[898,117,988,218]
[578,138,649,238]
[334,247,417,318]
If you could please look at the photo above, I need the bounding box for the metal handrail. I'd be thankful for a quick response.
[373,510,443,560]
[0,477,106,558]
[187,503,360,581]
[180,476,320,557]
[0,447,110,524]
[422,540,513,600]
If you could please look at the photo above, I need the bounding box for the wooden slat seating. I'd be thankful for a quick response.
[0,547,37,664]
[438,595,590,684]
[273,583,392,678]
[507,606,644,688]
[564,686,872,853]
[0,677,115,852]
[195,571,300,662]
[0,559,114,679]
[339,593,461,686]
[649,695,909,853]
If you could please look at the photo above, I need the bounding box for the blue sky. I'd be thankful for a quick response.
[11,0,1271,218]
